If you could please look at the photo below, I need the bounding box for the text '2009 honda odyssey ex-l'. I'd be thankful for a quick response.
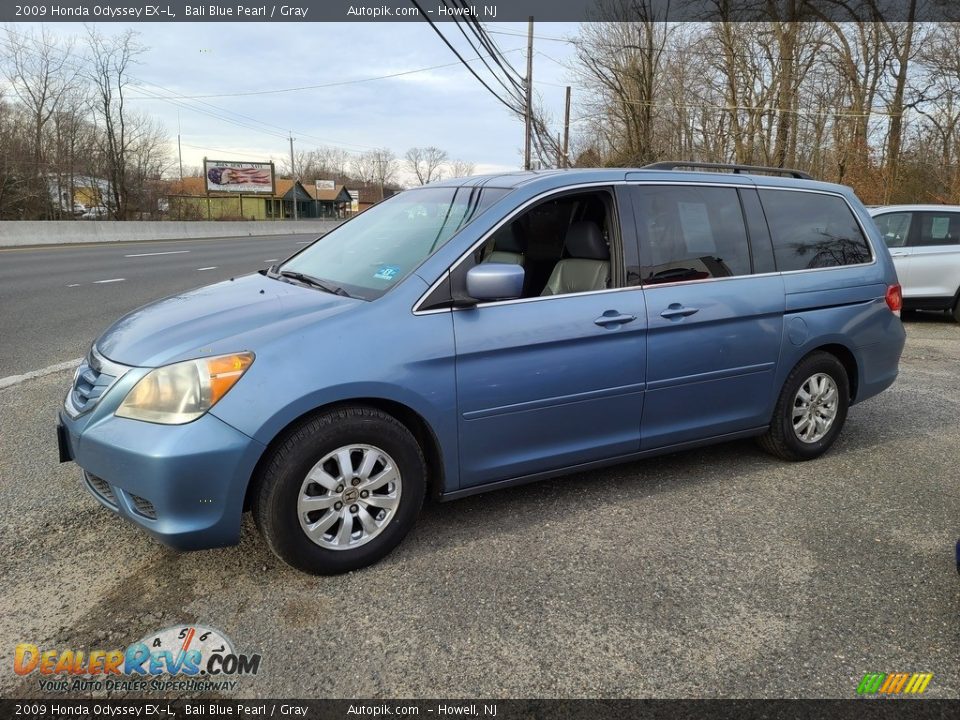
[58,162,906,575]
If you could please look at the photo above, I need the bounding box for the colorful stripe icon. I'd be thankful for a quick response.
[857,672,933,695]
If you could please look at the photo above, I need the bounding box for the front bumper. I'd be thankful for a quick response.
[60,408,265,551]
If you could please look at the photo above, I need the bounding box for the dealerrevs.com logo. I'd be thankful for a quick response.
[14,625,261,693]
[857,672,933,696]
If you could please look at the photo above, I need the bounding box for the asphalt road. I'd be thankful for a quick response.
[0,233,323,379]
[0,293,957,698]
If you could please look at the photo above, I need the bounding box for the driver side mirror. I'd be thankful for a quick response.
[465,263,525,302]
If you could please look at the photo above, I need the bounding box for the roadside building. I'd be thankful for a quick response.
[165,177,315,220]
[304,183,353,218]
[46,174,112,216]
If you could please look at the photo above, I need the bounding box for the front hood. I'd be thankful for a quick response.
[96,273,359,367]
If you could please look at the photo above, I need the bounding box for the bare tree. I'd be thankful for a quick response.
[351,151,376,186]
[448,159,476,177]
[3,26,81,217]
[85,26,145,220]
[573,0,672,165]
[405,146,448,185]
[357,148,397,200]
[316,146,352,182]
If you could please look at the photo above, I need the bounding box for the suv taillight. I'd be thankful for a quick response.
[885,284,902,317]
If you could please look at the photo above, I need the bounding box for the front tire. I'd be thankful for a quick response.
[758,352,850,461]
[253,406,426,575]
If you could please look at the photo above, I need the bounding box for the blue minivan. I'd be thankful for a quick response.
[58,163,906,574]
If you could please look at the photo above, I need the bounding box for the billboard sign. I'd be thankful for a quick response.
[204,160,275,194]
[315,180,336,191]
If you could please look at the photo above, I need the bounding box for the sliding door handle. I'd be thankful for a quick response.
[660,304,700,319]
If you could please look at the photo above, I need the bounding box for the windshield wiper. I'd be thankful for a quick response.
[278,270,350,297]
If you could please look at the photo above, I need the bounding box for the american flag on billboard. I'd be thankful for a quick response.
[204,160,275,194]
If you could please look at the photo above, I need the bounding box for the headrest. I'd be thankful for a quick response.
[494,222,526,254]
[565,221,608,260]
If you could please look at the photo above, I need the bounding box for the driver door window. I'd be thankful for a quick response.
[472,189,623,299]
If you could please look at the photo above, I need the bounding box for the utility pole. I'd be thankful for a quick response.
[523,16,534,171]
[177,111,183,182]
[562,85,571,169]
[176,134,184,220]
[289,133,298,221]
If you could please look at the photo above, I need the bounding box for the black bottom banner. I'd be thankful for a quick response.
[2,699,958,720]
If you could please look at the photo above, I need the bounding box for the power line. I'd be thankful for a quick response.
[441,1,525,103]
[0,27,373,156]
[485,26,573,43]
[409,0,524,114]
[125,48,525,101]
[179,142,275,160]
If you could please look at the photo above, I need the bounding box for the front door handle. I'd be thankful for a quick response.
[889,251,908,257]
[594,311,636,327]
[660,303,700,319]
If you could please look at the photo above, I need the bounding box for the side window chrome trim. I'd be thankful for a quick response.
[413,181,878,312]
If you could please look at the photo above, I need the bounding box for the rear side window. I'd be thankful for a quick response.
[873,212,912,248]
[632,185,751,284]
[910,212,960,247]
[759,190,872,271]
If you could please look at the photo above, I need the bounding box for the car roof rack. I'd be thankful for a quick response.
[642,161,812,180]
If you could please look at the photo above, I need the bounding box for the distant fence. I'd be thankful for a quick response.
[0,219,344,248]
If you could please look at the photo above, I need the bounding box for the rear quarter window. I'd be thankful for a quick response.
[759,190,872,271]
[912,212,960,247]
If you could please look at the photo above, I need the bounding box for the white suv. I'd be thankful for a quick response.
[870,205,960,322]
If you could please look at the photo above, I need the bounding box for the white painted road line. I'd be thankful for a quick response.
[124,250,191,258]
[264,258,279,262]
[197,266,217,271]
[295,241,312,244]
[67,283,80,287]
[0,357,83,390]
[93,278,125,284]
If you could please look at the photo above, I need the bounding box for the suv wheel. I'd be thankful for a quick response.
[952,297,960,323]
[253,406,426,575]
[758,351,850,461]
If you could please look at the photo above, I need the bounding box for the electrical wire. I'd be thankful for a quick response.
[441,0,525,103]
[409,0,524,114]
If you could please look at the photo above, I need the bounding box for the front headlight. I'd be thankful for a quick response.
[116,352,254,425]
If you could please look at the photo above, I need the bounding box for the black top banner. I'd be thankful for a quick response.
[2,0,958,23]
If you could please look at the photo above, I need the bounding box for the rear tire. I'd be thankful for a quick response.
[758,352,850,461]
[951,297,960,323]
[253,406,426,575]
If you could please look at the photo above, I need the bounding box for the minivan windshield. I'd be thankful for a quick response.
[279,185,509,300]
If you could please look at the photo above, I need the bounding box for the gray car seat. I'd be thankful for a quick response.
[484,222,526,265]
[540,221,610,296]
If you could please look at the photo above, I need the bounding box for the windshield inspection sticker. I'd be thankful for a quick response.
[374,265,401,281]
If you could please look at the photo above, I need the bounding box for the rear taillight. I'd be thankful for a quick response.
[885,284,902,317]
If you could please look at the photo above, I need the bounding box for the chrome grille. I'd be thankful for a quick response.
[130,494,157,519]
[85,472,117,506]
[65,347,129,417]
[71,364,115,412]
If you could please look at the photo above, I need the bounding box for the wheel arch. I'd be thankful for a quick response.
[804,342,859,402]
[243,397,446,512]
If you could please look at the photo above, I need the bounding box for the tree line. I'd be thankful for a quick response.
[278,145,476,199]
[0,26,169,220]
[568,1,959,204]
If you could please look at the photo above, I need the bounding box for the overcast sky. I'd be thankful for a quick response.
[22,21,581,184]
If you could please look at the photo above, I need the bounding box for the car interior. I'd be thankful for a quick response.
[476,190,615,298]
